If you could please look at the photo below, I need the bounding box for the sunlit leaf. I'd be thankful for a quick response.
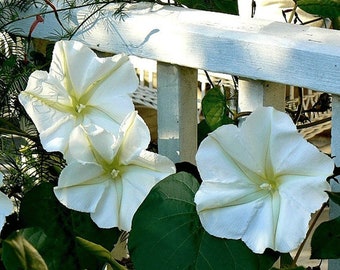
[311,216,340,259]
[2,231,48,270]
[129,172,279,270]
[202,87,233,131]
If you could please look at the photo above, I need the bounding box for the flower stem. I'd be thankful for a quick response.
[291,202,327,266]
[288,3,298,24]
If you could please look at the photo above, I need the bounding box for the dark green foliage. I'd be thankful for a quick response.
[178,0,238,15]
[2,231,48,270]
[311,216,340,259]
[129,172,279,270]
[201,86,234,132]
[297,0,340,19]
[297,0,340,29]
[18,182,121,270]
[326,191,340,206]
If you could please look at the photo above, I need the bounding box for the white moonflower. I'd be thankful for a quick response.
[194,107,333,254]
[19,40,138,155]
[54,112,176,231]
[0,173,13,231]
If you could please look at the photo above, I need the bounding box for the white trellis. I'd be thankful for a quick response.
[5,2,340,269]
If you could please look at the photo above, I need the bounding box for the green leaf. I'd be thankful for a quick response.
[178,0,238,15]
[197,119,212,146]
[311,216,340,259]
[297,0,340,18]
[19,182,120,270]
[202,87,233,131]
[76,237,127,270]
[22,228,48,251]
[2,231,48,270]
[129,172,279,270]
[280,253,294,266]
[326,191,340,206]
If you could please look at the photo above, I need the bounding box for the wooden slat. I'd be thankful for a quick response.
[157,62,198,163]
[6,2,340,94]
[238,79,286,112]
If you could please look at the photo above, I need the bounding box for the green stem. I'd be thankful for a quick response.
[288,3,298,24]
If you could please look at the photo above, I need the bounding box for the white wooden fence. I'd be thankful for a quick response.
[6,2,340,269]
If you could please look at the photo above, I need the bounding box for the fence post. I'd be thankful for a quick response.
[238,78,286,112]
[157,62,198,164]
[330,95,340,270]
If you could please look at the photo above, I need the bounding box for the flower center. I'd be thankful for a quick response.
[260,182,272,191]
[111,168,120,179]
[76,103,86,113]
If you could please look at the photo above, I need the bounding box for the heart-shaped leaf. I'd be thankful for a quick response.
[129,172,279,270]
[202,87,233,131]
[311,216,340,259]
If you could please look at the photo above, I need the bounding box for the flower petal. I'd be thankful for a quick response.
[195,181,266,213]
[51,41,138,99]
[54,183,106,213]
[118,112,151,164]
[0,192,13,217]
[19,71,74,119]
[119,165,173,231]
[87,54,139,99]
[56,161,107,187]
[278,174,330,213]
[131,150,176,174]
[240,193,280,253]
[90,180,122,229]
[20,40,138,155]
[249,107,334,177]
[196,126,264,185]
[0,174,14,231]
[195,180,270,242]
[39,115,77,153]
[83,96,134,135]
[19,71,77,152]
[271,192,311,252]
[66,124,117,163]
[54,162,108,213]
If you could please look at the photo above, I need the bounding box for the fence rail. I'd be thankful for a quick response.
[5,2,340,269]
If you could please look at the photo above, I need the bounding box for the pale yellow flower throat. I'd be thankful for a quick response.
[260,182,273,191]
[76,103,86,113]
